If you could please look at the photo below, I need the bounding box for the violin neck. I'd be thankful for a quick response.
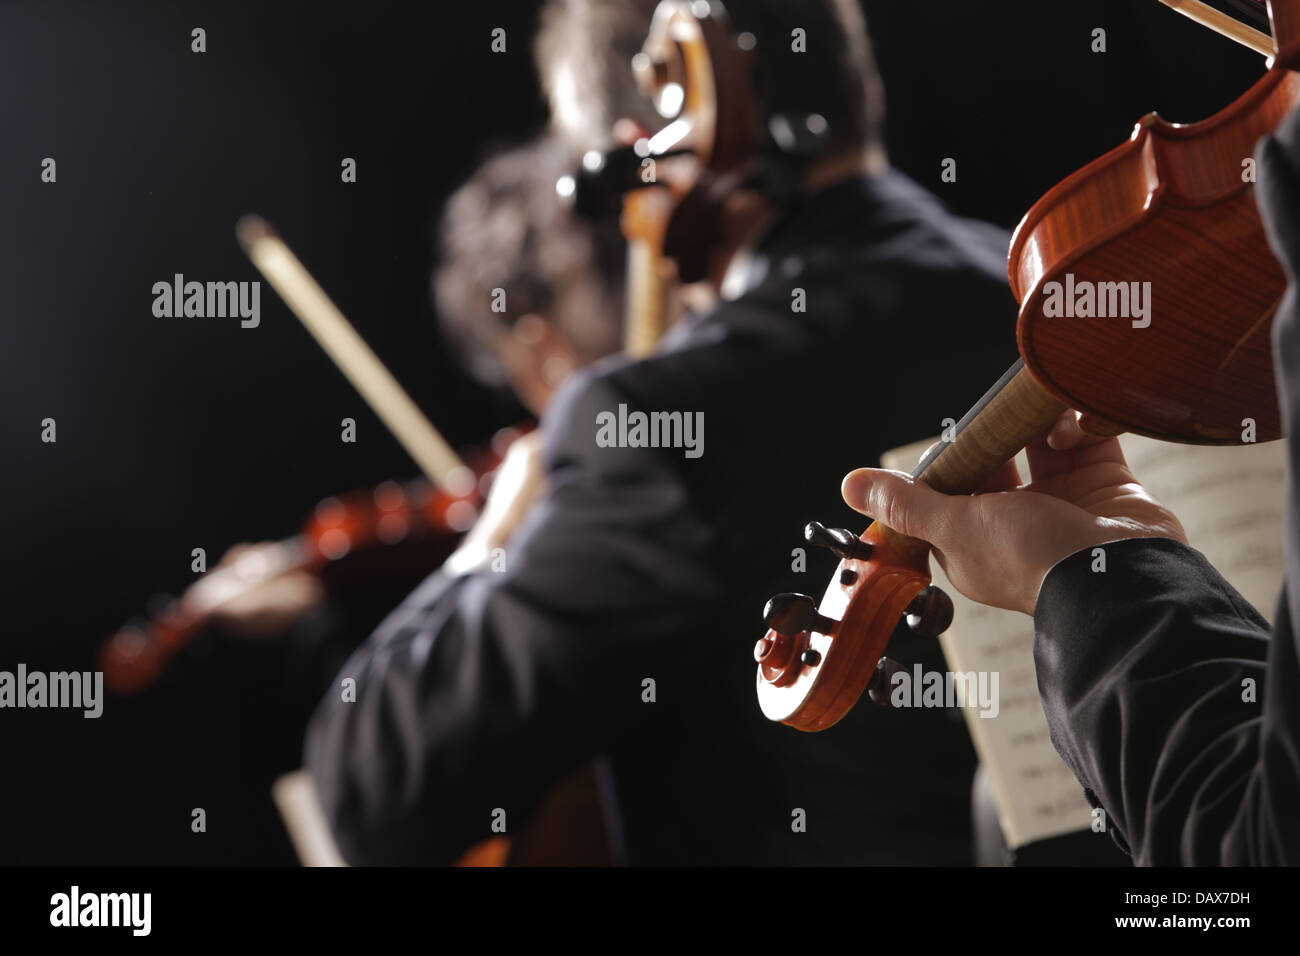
[623,237,670,357]
[911,359,1066,494]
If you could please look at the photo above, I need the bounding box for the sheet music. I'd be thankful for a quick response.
[881,433,1287,848]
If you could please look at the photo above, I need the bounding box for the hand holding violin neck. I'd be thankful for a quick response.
[866,360,1066,559]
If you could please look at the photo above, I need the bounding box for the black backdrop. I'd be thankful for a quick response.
[0,0,1265,863]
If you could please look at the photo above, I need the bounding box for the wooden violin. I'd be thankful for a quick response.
[755,0,1300,730]
[98,435,519,695]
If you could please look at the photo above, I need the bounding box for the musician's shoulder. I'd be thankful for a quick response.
[537,350,719,474]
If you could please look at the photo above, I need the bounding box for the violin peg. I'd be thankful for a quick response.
[762,592,836,637]
[865,656,907,708]
[904,586,954,638]
[804,521,872,561]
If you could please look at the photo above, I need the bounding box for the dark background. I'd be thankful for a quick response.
[0,0,1266,863]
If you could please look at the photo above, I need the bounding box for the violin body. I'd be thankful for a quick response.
[1010,68,1300,444]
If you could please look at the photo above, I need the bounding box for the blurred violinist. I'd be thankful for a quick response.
[305,0,1023,865]
[194,134,625,644]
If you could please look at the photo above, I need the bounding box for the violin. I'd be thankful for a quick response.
[754,0,1300,731]
[99,432,521,695]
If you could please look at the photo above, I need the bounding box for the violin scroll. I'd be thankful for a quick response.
[756,519,937,731]
[756,362,1066,731]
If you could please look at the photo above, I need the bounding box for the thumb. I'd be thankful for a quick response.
[841,468,958,547]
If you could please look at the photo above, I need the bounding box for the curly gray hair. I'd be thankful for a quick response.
[433,136,624,386]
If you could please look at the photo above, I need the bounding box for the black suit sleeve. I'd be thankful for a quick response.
[303,371,724,864]
[1033,539,1300,864]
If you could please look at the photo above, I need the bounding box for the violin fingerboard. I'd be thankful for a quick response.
[916,363,1066,495]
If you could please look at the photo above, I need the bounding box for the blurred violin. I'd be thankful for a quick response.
[755,0,1300,730]
[99,435,523,695]
[568,0,839,345]
[566,0,755,354]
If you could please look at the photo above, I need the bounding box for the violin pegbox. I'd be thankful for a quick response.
[755,520,952,731]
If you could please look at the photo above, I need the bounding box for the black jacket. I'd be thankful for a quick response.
[1032,106,1300,865]
[305,170,1019,865]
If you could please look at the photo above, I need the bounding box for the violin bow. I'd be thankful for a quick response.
[1157,0,1276,57]
[236,215,474,497]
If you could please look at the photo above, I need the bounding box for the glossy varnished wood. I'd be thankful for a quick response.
[757,522,931,730]
[1009,68,1300,443]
